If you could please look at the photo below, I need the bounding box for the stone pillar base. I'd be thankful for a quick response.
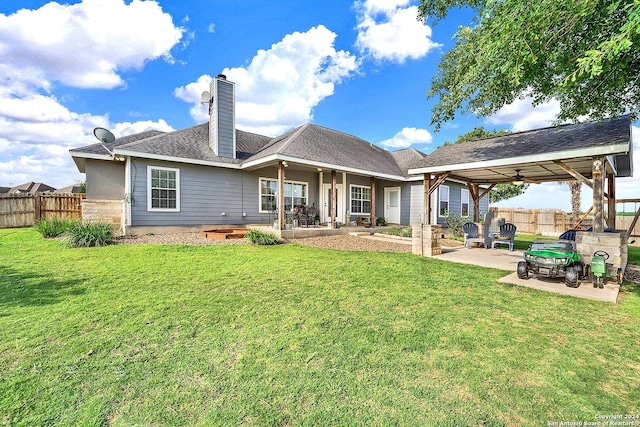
[412,224,442,257]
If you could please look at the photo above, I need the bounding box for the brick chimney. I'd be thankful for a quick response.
[208,74,236,158]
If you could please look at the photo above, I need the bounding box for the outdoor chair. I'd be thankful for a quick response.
[463,222,479,248]
[559,229,577,241]
[464,211,495,249]
[492,222,517,251]
[304,206,317,227]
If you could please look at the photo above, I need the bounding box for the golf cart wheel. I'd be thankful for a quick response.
[517,261,529,279]
[565,266,580,288]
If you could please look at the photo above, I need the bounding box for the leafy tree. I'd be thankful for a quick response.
[418,0,640,130]
[443,125,509,145]
[449,127,528,202]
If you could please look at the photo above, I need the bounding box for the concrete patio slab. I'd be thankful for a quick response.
[435,246,619,303]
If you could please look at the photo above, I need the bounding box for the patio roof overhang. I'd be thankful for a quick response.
[407,143,631,185]
[407,116,634,231]
[408,116,633,184]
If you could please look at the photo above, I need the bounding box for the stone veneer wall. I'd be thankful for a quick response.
[575,231,628,275]
[412,224,442,257]
[82,200,124,230]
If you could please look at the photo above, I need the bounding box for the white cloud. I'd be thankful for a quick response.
[175,25,359,135]
[0,0,183,188]
[0,89,174,188]
[113,119,174,137]
[0,0,184,90]
[485,96,562,132]
[379,127,432,148]
[354,0,441,63]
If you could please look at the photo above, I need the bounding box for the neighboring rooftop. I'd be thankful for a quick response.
[6,182,57,194]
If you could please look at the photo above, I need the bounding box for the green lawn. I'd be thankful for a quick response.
[1,228,639,426]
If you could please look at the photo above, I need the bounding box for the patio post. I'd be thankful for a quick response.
[331,170,337,228]
[370,176,376,228]
[278,161,285,230]
[592,157,605,232]
[468,183,480,223]
[607,173,616,229]
[423,174,431,224]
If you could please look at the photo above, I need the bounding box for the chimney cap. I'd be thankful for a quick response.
[217,73,227,80]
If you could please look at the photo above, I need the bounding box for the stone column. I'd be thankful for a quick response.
[412,224,442,257]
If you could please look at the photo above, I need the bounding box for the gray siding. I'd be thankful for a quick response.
[435,182,489,226]
[129,159,318,226]
[86,159,125,200]
[408,181,489,226]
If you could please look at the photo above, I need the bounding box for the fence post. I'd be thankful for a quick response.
[34,194,42,221]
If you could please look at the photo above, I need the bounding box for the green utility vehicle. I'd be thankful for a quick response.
[517,238,583,287]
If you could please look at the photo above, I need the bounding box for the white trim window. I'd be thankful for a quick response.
[461,188,470,216]
[350,185,371,215]
[439,185,449,217]
[147,166,180,212]
[259,178,308,213]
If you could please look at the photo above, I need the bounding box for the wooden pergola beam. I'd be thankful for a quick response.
[553,160,593,189]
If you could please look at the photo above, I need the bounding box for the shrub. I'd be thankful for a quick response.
[444,214,471,238]
[376,216,387,226]
[62,222,114,247]
[377,226,412,238]
[34,217,79,238]
[246,229,278,245]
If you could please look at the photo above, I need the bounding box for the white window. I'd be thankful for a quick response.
[147,166,180,212]
[439,185,449,217]
[350,185,371,215]
[259,178,308,213]
[461,188,470,216]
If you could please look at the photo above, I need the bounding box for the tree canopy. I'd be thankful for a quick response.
[418,0,640,130]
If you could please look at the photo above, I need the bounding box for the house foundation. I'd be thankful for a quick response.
[412,224,442,257]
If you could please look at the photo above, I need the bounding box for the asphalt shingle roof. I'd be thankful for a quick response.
[246,123,408,177]
[69,130,165,156]
[71,122,415,177]
[413,116,631,169]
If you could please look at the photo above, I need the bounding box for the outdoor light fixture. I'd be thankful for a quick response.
[282,161,288,167]
[593,159,603,174]
[316,167,323,172]
[512,169,525,185]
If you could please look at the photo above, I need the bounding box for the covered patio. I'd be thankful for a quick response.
[407,116,633,303]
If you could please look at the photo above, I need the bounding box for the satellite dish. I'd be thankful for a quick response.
[93,127,115,144]
[200,91,211,105]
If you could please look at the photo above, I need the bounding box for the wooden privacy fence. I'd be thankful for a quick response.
[0,193,85,228]
[490,207,574,236]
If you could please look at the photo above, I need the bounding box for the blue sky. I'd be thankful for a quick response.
[0,0,638,211]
